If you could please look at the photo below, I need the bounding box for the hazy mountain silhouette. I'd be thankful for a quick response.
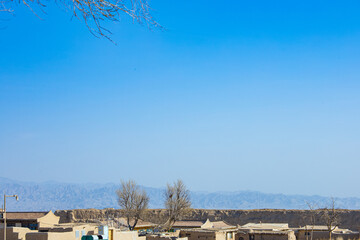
[1,177,359,211]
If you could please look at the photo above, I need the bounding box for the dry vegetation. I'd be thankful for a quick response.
[164,179,192,230]
[116,180,149,230]
[0,0,161,41]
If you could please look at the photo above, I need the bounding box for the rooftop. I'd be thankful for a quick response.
[2,212,49,220]
[240,223,289,230]
[173,220,206,228]
[201,219,236,229]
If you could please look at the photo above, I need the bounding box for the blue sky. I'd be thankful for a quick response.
[1,0,360,198]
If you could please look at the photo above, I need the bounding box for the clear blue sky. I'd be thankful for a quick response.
[1,0,360,197]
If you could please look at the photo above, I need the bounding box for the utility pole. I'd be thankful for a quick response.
[3,194,19,240]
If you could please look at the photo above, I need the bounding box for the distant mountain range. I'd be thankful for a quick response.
[1,177,360,211]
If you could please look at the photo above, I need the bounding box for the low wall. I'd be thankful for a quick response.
[55,209,360,231]
[179,230,216,240]
[26,232,75,240]
[0,227,34,240]
[296,230,360,240]
[236,231,296,240]
[113,230,139,240]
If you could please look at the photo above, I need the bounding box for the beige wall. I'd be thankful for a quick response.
[113,230,140,240]
[0,227,35,240]
[235,232,249,240]
[146,235,171,240]
[146,235,188,240]
[27,225,98,240]
[297,230,359,240]
[180,230,216,240]
[235,231,295,240]
[215,231,226,240]
[180,230,237,240]
[71,225,98,236]
[252,233,293,240]
[26,232,75,240]
[38,211,61,229]
[1,224,99,240]
[40,223,98,238]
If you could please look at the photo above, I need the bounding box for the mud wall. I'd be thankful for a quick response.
[54,209,360,231]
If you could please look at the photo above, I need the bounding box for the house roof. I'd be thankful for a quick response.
[180,228,236,233]
[117,218,156,228]
[3,212,49,220]
[201,219,236,229]
[297,225,352,232]
[251,230,294,235]
[240,223,289,230]
[212,221,234,229]
[135,220,157,228]
[173,220,205,228]
[180,228,220,233]
[300,225,328,231]
[299,225,329,230]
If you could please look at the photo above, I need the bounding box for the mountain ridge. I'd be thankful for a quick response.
[1,177,359,211]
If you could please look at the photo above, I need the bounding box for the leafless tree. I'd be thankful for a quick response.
[302,201,319,240]
[116,180,149,231]
[0,0,161,41]
[321,198,340,240]
[164,179,191,230]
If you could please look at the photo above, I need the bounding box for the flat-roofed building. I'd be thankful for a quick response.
[239,223,289,231]
[116,218,157,231]
[180,227,237,240]
[0,227,36,240]
[236,230,296,240]
[0,211,59,230]
[172,221,206,231]
[295,225,359,240]
[236,222,295,240]
[201,219,236,230]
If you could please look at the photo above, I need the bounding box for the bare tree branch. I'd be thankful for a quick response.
[116,180,149,231]
[321,197,340,240]
[0,0,161,41]
[164,179,191,231]
[302,201,320,240]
